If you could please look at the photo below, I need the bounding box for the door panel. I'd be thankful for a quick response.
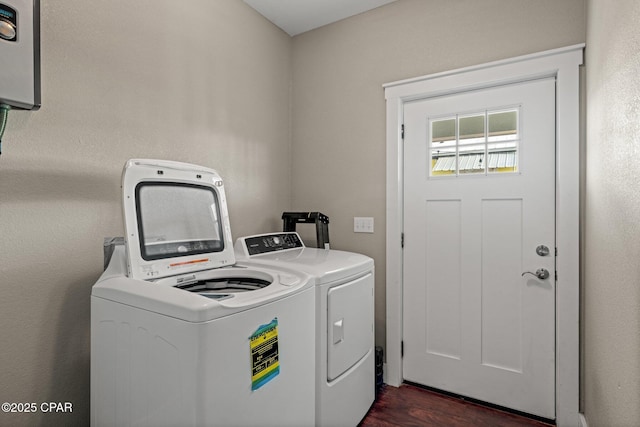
[402,78,556,419]
[481,198,523,372]
[425,199,462,360]
[327,273,374,381]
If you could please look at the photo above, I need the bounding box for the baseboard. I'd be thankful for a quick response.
[579,413,588,427]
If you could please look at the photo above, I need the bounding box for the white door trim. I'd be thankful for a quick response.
[384,44,584,427]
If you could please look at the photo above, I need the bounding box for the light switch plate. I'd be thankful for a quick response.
[354,217,374,233]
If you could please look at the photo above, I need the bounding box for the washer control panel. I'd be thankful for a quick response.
[243,233,304,256]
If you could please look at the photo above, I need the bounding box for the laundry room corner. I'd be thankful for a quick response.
[0,1,294,425]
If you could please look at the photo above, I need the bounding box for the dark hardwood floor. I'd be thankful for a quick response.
[359,384,554,427]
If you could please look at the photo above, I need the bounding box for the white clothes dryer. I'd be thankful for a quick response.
[235,232,375,427]
[91,160,316,427]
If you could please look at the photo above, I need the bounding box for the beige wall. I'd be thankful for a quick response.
[584,0,640,425]
[291,0,586,352]
[0,1,291,425]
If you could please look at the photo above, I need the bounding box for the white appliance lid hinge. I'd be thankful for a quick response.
[401,124,405,140]
[401,232,404,249]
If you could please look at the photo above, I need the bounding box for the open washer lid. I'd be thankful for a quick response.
[121,159,235,281]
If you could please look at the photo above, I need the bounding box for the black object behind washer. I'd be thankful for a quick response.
[282,211,330,249]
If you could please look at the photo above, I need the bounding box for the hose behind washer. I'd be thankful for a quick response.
[0,104,10,156]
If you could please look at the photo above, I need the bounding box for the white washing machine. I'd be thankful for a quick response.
[91,160,316,427]
[235,232,375,427]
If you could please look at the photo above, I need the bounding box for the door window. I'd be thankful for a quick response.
[430,108,519,176]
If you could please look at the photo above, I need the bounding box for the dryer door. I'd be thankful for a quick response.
[327,272,374,381]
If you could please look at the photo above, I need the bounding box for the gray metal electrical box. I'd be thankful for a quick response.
[0,0,40,110]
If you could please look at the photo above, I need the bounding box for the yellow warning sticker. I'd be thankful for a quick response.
[250,318,279,391]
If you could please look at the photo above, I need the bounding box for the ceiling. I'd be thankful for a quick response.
[243,0,398,36]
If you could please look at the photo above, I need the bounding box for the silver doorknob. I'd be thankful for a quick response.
[536,245,550,257]
[522,268,550,280]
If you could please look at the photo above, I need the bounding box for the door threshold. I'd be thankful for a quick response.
[403,380,556,426]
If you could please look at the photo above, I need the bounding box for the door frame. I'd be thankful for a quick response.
[384,44,584,426]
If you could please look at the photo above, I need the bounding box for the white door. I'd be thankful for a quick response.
[402,78,556,419]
